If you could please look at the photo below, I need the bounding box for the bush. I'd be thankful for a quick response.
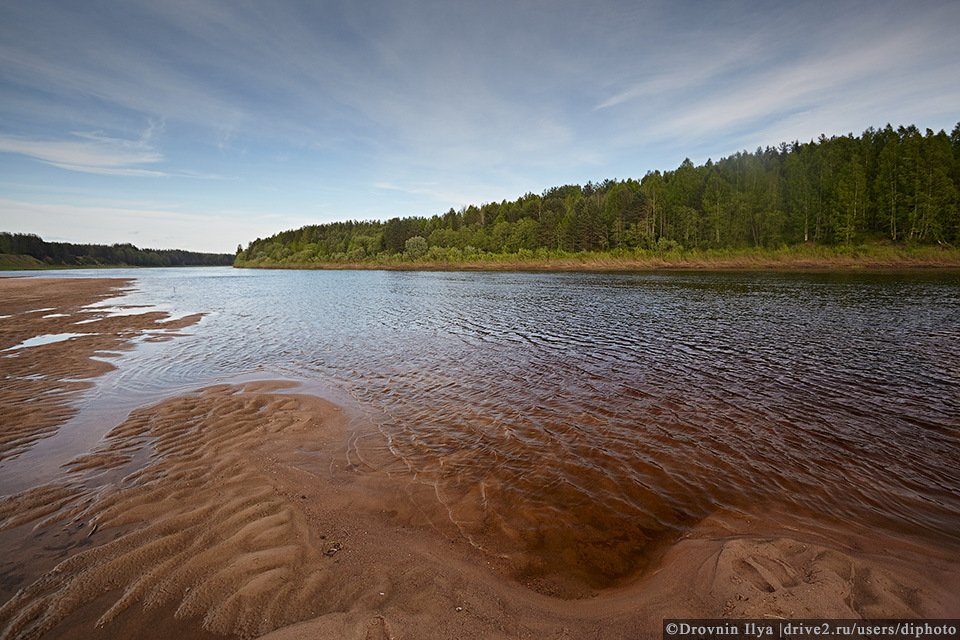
[404,236,428,259]
[655,237,682,253]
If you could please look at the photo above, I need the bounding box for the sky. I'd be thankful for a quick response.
[1,0,958,253]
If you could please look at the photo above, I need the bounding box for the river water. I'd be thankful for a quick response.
[2,267,959,587]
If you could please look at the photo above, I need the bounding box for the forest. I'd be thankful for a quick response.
[236,123,960,268]
[0,233,234,268]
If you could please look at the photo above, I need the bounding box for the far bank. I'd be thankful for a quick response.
[234,243,960,271]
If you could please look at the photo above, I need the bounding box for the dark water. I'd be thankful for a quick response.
[3,267,959,586]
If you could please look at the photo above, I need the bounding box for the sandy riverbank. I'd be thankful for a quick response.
[1,278,957,639]
[0,278,202,464]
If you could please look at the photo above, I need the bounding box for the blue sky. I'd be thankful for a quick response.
[1,0,958,253]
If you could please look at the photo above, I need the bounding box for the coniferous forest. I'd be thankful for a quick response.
[236,124,960,268]
[0,232,234,268]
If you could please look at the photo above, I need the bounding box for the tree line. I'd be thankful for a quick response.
[0,232,234,267]
[237,123,960,266]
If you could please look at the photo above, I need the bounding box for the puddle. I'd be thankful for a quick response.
[2,333,92,352]
[81,304,156,317]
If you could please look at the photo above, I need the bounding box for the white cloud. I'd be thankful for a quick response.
[660,28,936,140]
[373,182,435,195]
[0,127,230,179]
[593,40,765,112]
[0,128,166,176]
[589,3,960,163]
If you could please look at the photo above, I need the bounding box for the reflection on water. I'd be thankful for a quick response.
[3,267,959,587]
[2,333,91,351]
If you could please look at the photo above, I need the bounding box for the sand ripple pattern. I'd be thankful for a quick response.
[0,384,354,640]
[0,278,203,466]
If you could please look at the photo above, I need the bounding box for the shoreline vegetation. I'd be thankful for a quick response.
[234,243,960,271]
[236,123,960,274]
[0,232,234,270]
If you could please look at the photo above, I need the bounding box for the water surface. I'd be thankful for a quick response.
[2,267,959,587]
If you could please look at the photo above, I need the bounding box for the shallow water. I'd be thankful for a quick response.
[2,267,959,586]
[1,332,91,351]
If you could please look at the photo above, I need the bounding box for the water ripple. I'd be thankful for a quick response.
[6,267,958,586]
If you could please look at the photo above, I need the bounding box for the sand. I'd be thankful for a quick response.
[0,277,202,463]
[1,277,957,640]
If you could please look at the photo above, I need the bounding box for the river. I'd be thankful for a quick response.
[2,266,959,587]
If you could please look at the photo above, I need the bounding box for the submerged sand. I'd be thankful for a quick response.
[0,277,957,640]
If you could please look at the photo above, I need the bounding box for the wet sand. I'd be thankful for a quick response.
[0,278,202,465]
[1,278,957,639]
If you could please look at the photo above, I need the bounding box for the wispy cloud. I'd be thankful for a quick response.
[655,23,947,143]
[580,1,960,167]
[373,180,510,210]
[0,126,166,176]
[0,125,228,179]
[373,182,438,196]
[593,40,765,112]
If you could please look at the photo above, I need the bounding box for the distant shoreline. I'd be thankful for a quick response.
[0,256,231,271]
[234,243,960,272]
[0,232,234,270]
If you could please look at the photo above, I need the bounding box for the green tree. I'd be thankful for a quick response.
[835,151,868,244]
[404,235,428,259]
[231,121,960,267]
[918,129,957,242]
[702,172,730,245]
[875,127,902,241]
[640,171,665,240]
